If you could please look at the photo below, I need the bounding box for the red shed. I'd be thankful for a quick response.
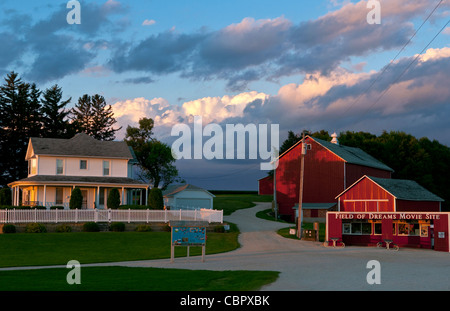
[258,175,273,195]
[327,175,448,251]
[275,135,393,222]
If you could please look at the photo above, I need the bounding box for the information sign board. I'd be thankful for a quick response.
[172,226,206,246]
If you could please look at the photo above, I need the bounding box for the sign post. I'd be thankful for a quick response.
[170,221,208,263]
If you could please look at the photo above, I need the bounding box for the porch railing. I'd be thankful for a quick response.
[0,208,223,224]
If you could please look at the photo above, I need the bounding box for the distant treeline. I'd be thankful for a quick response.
[210,190,259,195]
[283,130,450,211]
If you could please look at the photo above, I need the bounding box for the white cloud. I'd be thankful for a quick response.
[111,47,450,144]
[142,19,156,26]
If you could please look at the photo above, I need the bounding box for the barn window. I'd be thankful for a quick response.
[343,221,372,235]
[398,222,420,236]
[343,223,351,234]
[374,222,382,235]
[420,224,430,237]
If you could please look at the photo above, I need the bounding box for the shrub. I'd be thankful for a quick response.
[107,188,121,209]
[69,187,83,210]
[51,206,65,210]
[213,225,225,233]
[135,224,152,232]
[25,223,47,233]
[0,188,12,205]
[162,224,171,232]
[55,224,72,233]
[82,222,100,232]
[110,222,125,232]
[118,204,147,210]
[2,224,16,234]
[148,188,164,210]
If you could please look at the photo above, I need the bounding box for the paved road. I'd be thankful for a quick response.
[2,202,450,290]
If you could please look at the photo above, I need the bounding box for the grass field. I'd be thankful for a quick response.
[0,193,282,291]
[0,266,279,291]
[255,208,327,241]
[0,229,239,268]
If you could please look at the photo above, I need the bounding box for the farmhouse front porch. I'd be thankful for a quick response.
[7,176,149,209]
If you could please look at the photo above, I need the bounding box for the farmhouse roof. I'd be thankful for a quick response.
[28,133,133,159]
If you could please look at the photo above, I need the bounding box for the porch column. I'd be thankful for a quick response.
[96,186,100,209]
[43,185,47,209]
[121,187,124,205]
[17,186,20,206]
[145,188,148,205]
[12,186,15,206]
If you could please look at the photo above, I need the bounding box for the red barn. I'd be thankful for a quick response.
[275,135,393,222]
[258,175,273,195]
[327,175,448,251]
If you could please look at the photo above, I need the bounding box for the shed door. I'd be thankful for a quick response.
[176,198,211,209]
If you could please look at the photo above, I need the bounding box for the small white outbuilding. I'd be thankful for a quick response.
[163,184,215,210]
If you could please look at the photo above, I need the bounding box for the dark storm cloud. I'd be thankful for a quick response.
[109,31,206,75]
[106,0,432,91]
[0,1,129,83]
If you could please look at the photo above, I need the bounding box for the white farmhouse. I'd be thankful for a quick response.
[7,133,149,209]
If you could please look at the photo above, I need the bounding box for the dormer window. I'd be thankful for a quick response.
[103,160,110,176]
[56,159,64,175]
[80,160,87,170]
[28,158,37,175]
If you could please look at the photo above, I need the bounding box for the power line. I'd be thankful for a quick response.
[358,17,450,119]
[337,0,445,121]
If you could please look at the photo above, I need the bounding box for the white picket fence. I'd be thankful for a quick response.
[0,208,223,224]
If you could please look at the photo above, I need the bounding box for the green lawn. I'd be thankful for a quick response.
[0,230,239,268]
[255,208,327,241]
[213,194,272,215]
[277,223,326,241]
[0,194,284,291]
[0,266,279,291]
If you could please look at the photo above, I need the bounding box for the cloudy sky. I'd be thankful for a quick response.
[1,0,449,190]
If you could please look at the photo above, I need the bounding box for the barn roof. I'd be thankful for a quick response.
[336,175,444,202]
[311,137,394,172]
[27,133,133,159]
[163,184,215,198]
[368,176,444,202]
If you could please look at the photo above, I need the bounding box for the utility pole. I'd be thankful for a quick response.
[273,148,278,220]
[297,131,306,239]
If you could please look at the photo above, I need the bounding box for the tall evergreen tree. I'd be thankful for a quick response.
[0,72,42,185]
[70,94,121,141]
[40,84,74,138]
